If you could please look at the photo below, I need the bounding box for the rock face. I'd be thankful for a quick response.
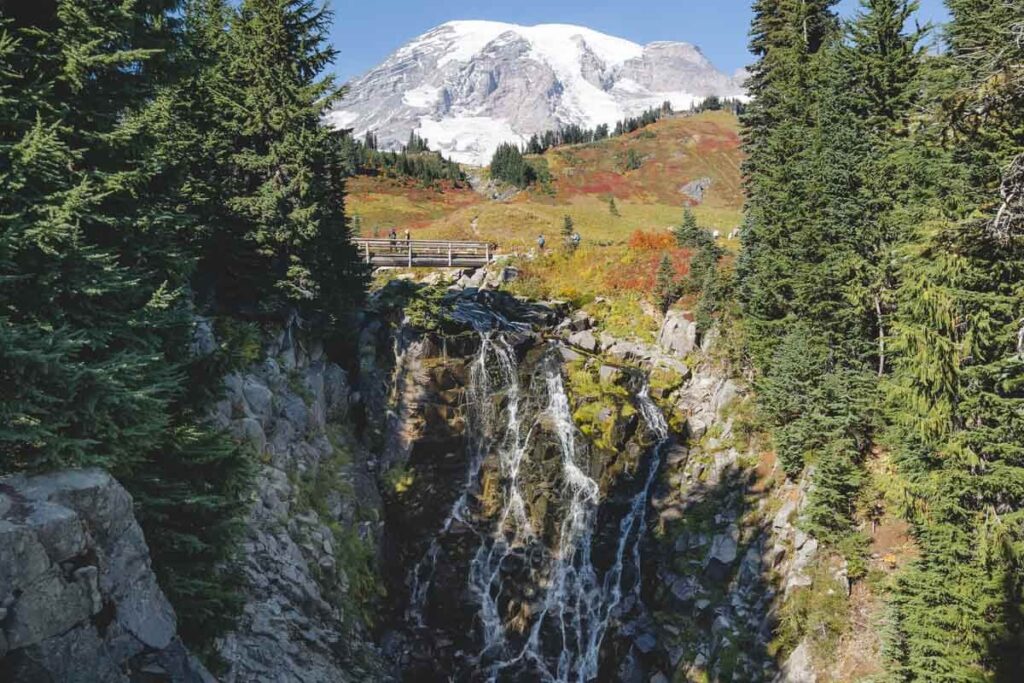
[0,469,212,682]
[658,309,699,357]
[210,321,387,682]
[330,20,746,165]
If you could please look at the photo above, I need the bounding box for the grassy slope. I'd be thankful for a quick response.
[347,111,744,249]
[350,111,744,343]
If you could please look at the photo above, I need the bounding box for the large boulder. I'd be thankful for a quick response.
[704,524,740,582]
[658,310,699,357]
[568,329,600,353]
[774,640,817,683]
[0,469,212,682]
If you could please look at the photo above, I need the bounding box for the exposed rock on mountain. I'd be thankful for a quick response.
[329,21,745,164]
[0,470,212,682]
[207,319,389,683]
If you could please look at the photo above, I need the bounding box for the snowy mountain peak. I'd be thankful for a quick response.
[329,21,745,165]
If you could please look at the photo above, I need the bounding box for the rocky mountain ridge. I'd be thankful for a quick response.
[330,21,746,165]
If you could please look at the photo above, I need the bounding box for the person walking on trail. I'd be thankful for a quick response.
[571,231,581,250]
[388,228,397,252]
[537,234,546,253]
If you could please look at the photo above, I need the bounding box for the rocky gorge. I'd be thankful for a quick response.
[2,266,833,682]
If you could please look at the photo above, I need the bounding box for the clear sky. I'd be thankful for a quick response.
[332,0,950,85]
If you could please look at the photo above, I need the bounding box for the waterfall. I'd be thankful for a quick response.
[406,331,512,625]
[402,330,674,683]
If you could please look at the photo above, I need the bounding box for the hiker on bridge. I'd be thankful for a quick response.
[388,227,397,252]
[404,228,411,243]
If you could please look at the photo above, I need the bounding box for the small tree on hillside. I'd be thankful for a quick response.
[654,254,678,313]
[608,196,620,217]
[561,214,574,248]
[676,208,700,246]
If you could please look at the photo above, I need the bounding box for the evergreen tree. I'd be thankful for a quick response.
[0,0,255,655]
[561,214,574,248]
[490,142,534,187]
[654,254,678,313]
[196,0,366,323]
[738,0,840,368]
[884,0,1024,675]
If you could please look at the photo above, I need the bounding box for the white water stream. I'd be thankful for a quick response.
[405,332,673,682]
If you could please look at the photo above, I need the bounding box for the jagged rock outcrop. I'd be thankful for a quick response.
[209,320,388,682]
[0,469,212,682]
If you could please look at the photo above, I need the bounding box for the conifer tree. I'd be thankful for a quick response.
[884,0,1024,675]
[654,254,678,313]
[0,0,261,655]
[738,0,840,368]
[561,214,574,249]
[196,0,366,323]
[608,196,620,217]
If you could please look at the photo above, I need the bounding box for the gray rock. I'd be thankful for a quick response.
[559,346,584,363]
[569,310,594,331]
[234,417,267,454]
[658,310,698,357]
[681,177,713,203]
[669,575,701,605]
[714,379,741,414]
[242,378,274,424]
[0,469,210,682]
[568,329,599,353]
[634,631,657,653]
[774,640,817,683]
[701,326,721,353]
[686,415,708,441]
[598,364,622,385]
[705,524,740,581]
[191,317,217,357]
[773,499,798,532]
[605,340,651,363]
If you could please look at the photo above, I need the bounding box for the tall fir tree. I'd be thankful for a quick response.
[1,0,256,656]
[884,0,1024,678]
[195,0,366,325]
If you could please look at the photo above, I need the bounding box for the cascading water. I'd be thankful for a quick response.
[406,330,519,626]
[399,321,674,682]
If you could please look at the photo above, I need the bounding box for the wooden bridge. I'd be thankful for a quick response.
[354,238,494,268]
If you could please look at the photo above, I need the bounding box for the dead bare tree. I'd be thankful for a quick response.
[990,153,1024,243]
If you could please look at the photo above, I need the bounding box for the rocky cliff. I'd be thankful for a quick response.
[344,273,833,681]
[0,469,212,682]
[204,317,388,682]
[1,270,847,683]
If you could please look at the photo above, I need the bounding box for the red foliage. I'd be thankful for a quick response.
[628,229,676,251]
[575,171,633,198]
[603,233,692,292]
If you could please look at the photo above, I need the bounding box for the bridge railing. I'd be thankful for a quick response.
[353,238,494,267]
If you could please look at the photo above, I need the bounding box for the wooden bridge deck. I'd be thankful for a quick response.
[354,238,494,268]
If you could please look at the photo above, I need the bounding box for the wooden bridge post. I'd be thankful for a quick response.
[364,241,370,264]
[485,243,490,262]
[447,242,453,267]
[407,241,413,268]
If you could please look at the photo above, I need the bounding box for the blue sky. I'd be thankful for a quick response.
[332,0,950,84]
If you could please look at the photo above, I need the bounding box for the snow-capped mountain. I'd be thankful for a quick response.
[329,21,746,165]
